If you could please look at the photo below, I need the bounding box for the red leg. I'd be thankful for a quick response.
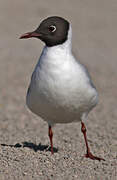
[48,125,54,154]
[81,122,105,161]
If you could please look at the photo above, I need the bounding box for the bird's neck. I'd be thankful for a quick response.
[45,40,71,55]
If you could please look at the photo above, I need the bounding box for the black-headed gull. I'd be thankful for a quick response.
[20,16,105,161]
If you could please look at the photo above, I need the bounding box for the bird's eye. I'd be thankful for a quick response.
[48,25,56,32]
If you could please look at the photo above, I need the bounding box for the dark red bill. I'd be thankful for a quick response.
[19,31,40,39]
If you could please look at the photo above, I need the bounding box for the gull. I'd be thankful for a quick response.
[20,16,105,161]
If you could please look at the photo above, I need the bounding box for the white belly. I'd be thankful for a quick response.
[26,56,98,125]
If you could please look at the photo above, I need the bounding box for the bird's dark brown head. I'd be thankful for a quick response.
[20,16,70,47]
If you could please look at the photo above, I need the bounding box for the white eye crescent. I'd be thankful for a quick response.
[49,25,56,32]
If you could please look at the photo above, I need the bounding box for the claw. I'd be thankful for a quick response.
[85,151,105,161]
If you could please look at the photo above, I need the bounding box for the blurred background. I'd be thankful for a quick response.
[0,0,117,179]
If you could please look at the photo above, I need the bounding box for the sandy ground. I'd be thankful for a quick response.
[0,0,117,179]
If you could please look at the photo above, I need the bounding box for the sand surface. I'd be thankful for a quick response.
[0,0,117,179]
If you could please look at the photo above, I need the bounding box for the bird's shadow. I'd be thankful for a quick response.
[1,142,58,153]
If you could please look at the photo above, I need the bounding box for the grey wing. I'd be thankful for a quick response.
[81,63,96,89]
